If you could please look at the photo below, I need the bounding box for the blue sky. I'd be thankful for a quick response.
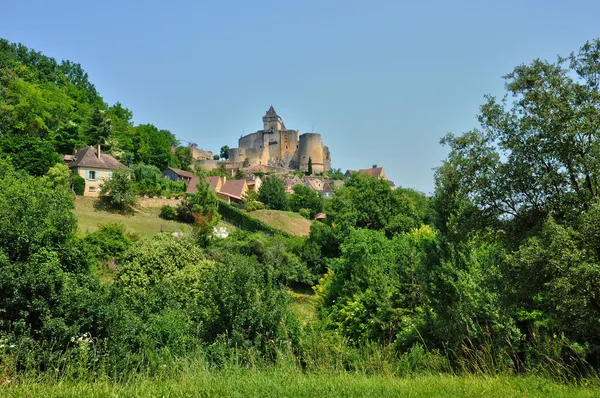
[3,0,600,193]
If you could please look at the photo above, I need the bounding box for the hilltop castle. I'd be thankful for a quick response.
[227,106,331,173]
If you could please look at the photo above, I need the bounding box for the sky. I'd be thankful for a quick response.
[3,0,600,193]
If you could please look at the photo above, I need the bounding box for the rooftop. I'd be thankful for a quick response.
[68,146,125,170]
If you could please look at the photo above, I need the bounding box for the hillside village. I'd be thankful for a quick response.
[63,106,393,215]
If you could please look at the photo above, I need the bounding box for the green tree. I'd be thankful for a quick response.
[435,39,600,246]
[100,168,137,213]
[307,157,313,175]
[328,173,420,238]
[43,162,72,189]
[259,176,288,210]
[174,146,192,170]
[220,145,229,160]
[288,184,323,217]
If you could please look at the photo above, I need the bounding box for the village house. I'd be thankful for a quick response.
[305,176,325,191]
[322,180,344,198]
[67,145,126,197]
[162,167,196,184]
[242,175,262,192]
[345,165,388,180]
[217,179,248,204]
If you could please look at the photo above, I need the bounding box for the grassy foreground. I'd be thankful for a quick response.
[3,371,599,397]
[251,209,312,236]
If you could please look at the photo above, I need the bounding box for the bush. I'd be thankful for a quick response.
[83,223,133,263]
[160,205,176,220]
[72,174,85,195]
[299,208,311,219]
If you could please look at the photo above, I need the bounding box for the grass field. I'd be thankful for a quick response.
[73,196,235,237]
[250,209,312,236]
[4,372,599,397]
[74,196,191,236]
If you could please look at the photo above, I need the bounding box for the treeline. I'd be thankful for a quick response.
[0,39,191,175]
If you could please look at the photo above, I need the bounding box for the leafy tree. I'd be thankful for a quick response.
[436,39,600,246]
[86,108,111,146]
[307,157,313,175]
[133,124,174,170]
[0,134,61,176]
[220,145,229,160]
[259,176,288,210]
[328,173,421,238]
[288,184,322,217]
[316,227,435,345]
[328,168,345,180]
[43,162,72,189]
[100,168,137,213]
[174,146,192,170]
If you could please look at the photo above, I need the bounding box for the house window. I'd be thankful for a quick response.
[89,186,96,192]
[87,171,97,180]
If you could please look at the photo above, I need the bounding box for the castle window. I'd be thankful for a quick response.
[296,145,299,149]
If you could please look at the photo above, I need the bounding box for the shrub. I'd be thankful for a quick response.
[83,223,133,263]
[299,208,311,219]
[160,205,176,220]
[72,174,85,195]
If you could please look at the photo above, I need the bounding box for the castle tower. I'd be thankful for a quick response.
[263,105,285,132]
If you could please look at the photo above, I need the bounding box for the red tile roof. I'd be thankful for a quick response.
[219,180,247,200]
[314,212,327,220]
[358,167,385,178]
[207,176,223,190]
[186,177,201,194]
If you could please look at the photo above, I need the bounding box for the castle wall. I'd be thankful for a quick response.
[239,131,265,149]
[299,133,325,173]
[228,147,247,167]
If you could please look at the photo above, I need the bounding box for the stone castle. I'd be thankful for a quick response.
[227,106,331,173]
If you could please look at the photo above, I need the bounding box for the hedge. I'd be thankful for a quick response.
[217,201,291,237]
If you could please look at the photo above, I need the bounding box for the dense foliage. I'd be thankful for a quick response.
[0,39,191,176]
[6,38,600,385]
[259,176,288,210]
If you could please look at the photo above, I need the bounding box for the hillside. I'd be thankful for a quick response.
[250,209,312,236]
[74,197,190,236]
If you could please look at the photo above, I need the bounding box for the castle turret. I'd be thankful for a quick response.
[263,105,285,132]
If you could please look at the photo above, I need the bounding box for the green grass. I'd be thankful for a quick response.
[288,283,317,326]
[74,196,235,237]
[250,209,312,236]
[4,371,599,397]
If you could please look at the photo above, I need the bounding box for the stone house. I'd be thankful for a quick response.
[68,145,126,197]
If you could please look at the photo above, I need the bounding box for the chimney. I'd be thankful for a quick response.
[97,144,101,159]
[372,164,377,168]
